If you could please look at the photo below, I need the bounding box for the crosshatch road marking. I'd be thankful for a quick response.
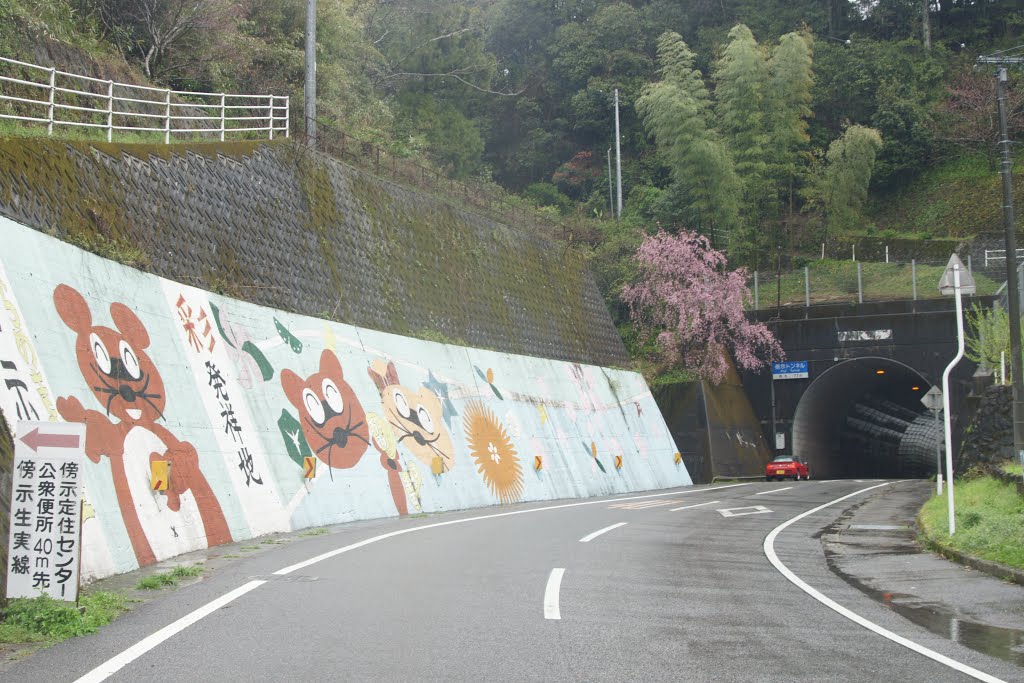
[609,500,678,510]
[718,505,771,518]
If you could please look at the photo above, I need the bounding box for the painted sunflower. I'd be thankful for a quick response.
[464,400,524,504]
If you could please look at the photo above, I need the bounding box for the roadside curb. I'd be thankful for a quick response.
[918,523,1024,587]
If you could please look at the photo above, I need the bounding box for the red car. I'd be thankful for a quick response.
[766,455,810,481]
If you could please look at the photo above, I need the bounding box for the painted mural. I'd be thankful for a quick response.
[0,216,690,581]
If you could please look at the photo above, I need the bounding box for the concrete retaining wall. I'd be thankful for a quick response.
[0,217,688,582]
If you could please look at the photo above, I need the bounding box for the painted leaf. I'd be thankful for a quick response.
[278,409,312,467]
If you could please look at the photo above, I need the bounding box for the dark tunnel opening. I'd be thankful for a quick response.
[792,358,943,479]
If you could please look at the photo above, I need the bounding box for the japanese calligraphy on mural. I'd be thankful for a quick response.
[7,421,85,601]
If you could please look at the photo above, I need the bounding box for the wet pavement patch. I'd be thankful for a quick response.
[823,483,1024,669]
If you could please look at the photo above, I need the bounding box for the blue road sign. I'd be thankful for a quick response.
[772,360,809,380]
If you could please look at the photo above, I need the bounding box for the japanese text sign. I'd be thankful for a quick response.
[7,421,85,601]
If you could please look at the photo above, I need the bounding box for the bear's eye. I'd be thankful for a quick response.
[322,378,344,414]
[119,340,141,380]
[417,406,435,434]
[90,333,111,375]
[393,389,410,418]
[302,388,326,426]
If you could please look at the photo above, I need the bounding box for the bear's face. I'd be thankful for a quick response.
[281,350,369,470]
[55,284,166,424]
[369,360,454,472]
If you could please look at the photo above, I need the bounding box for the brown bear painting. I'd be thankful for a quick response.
[280,349,371,473]
[53,284,231,568]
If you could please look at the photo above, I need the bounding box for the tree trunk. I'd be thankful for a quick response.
[922,0,931,50]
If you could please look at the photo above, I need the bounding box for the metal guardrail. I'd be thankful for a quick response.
[0,57,564,239]
[0,56,288,142]
[984,248,1024,268]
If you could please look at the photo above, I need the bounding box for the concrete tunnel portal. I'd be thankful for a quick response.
[791,357,943,480]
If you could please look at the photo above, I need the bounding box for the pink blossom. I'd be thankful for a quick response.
[622,230,784,384]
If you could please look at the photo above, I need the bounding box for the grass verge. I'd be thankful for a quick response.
[919,475,1024,569]
[134,564,204,590]
[0,591,128,644]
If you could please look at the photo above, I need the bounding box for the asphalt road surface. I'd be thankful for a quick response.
[5,479,1022,682]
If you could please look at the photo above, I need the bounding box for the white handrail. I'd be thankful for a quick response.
[0,55,289,141]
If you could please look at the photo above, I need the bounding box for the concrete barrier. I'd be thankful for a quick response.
[0,217,688,581]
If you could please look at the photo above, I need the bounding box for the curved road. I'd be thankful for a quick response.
[5,480,1021,682]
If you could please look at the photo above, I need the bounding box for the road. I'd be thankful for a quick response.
[5,479,1022,682]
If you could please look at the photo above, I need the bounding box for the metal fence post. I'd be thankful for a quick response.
[857,262,864,303]
[220,94,226,141]
[284,96,290,138]
[885,245,889,263]
[106,80,113,142]
[164,89,171,144]
[912,259,918,300]
[268,95,275,140]
[852,244,856,261]
[754,271,759,310]
[47,67,56,136]
[804,266,810,308]
[967,253,972,274]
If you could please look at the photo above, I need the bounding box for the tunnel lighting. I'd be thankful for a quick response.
[875,369,886,375]
[912,385,921,391]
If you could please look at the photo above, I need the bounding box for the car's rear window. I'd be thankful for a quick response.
[771,456,794,462]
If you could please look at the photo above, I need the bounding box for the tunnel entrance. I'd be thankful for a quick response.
[791,358,942,479]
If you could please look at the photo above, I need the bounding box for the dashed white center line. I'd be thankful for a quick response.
[544,568,565,620]
[756,487,792,495]
[579,522,627,543]
[669,500,719,512]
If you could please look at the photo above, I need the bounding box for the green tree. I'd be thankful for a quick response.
[817,125,884,236]
[636,32,740,246]
[766,30,814,214]
[714,24,770,201]
[966,304,1021,379]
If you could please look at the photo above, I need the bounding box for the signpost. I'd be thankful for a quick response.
[938,254,974,535]
[772,361,809,380]
[7,421,86,601]
[921,386,944,494]
[770,361,809,453]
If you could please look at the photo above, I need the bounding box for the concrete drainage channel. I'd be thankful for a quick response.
[821,481,1024,667]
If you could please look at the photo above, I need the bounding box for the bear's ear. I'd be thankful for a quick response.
[367,364,387,394]
[319,349,342,379]
[54,284,92,334]
[110,303,150,350]
[386,361,400,387]
[280,369,305,410]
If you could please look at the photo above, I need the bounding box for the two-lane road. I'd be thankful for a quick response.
[6,480,1021,682]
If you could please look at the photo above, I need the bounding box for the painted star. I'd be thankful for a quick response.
[424,370,459,428]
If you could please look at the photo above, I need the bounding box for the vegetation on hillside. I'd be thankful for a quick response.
[0,0,1021,376]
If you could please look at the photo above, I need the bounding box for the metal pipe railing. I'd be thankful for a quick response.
[0,55,289,141]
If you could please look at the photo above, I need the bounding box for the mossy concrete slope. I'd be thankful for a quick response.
[0,138,626,367]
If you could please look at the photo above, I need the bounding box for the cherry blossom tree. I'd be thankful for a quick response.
[622,230,783,384]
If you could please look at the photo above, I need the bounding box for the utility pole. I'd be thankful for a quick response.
[607,148,614,217]
[979,54,1024,468]
[304,0,317,146]
[614,89,623,219]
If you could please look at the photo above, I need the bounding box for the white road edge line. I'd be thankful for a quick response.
[76,482,752,682]
[755,486,792,495]
[579,522,627,543]
[763,483,1007,683]
[544,568,565,619]
[669,500,719,512]
[74,580,267,683]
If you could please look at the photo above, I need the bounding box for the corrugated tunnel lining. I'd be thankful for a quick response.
[792,357,933,479]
